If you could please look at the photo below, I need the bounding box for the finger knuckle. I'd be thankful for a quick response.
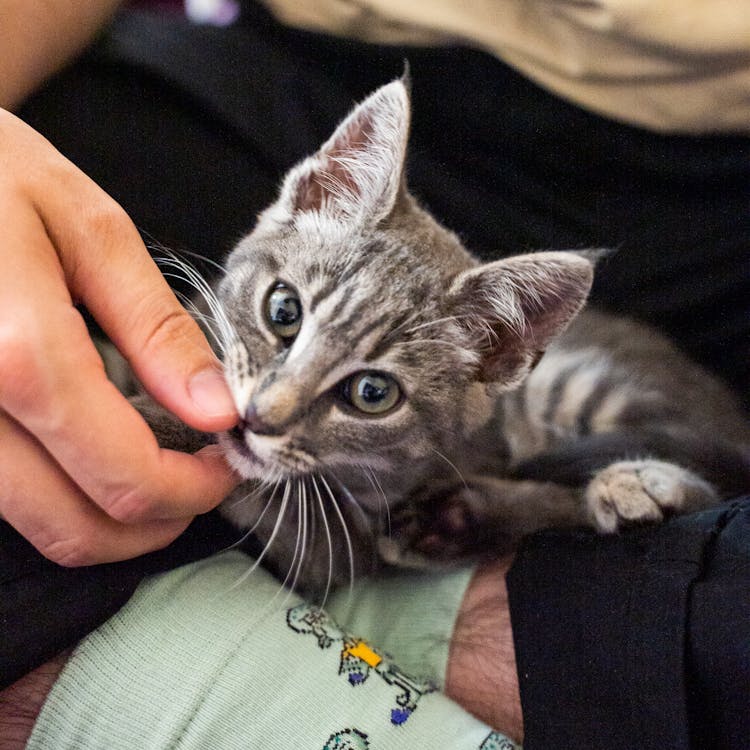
[82,197,133,241]
[62,198,135,285]
[37,534,100,568]
[139,304,200,357]
[0,323,47,411]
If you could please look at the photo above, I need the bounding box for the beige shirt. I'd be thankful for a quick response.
[259,0,750,134]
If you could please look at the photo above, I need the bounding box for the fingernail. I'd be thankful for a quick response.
[188,368,237,418]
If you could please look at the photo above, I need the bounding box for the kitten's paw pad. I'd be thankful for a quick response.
[378,487,478,568]
[586,460,717,533]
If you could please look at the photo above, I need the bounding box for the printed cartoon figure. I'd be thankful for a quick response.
[287,604,437,726]
[479,731,519,750]
[287,602,347,649]
[322,728,370,750]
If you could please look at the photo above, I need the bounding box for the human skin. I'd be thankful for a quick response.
[0,556,522,747]
[446,556,523,742]
[0,0,125,111]
[2,0,240,564]
[0,109,240,565]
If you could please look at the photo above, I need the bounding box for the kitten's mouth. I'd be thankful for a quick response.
[219,427,263,477]
[220,426,314,479]
[227,429,260,463]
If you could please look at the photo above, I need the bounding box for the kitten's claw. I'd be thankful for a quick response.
[586,459,718,533]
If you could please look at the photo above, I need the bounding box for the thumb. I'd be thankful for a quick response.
[112,286,239,432]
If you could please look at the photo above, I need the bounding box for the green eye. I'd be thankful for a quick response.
[345,371,402,415]
[266,283,302,341]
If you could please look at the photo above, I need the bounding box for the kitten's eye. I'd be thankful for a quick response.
[266,282,302,341]
[344,371,402,415]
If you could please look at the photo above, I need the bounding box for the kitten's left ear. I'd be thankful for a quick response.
[448,252,594,387]
[276,78,410,224]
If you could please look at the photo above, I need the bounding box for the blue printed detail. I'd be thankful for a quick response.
[390,707,412,726]
[287,603,437,727]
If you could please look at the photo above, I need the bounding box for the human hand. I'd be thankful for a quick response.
[0,109,240,566]
[0,650,69,749]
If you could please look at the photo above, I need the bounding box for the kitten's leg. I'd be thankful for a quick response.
[511,429,750,498]
[379,477,583,568]
[381,458,720,568]
[585,459,718,533]
[129,393,214,454]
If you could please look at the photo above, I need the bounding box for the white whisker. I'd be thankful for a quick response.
[328,471,370,529]
[277,479,304,594]
[164,245,230,275]
[364,466,391,537]
[288,478,309,595]
[230,479,292,588]
[394,338,466,352]
[430,447,469,488]
[319,474,355,598]
[153,249,239,355]
[405,314,465,334]
[171,288,226,349]
[221,480,280,553]
[312,475,334,607]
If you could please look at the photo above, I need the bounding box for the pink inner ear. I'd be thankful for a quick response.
[450,253,593,386]
[295,114,375,213]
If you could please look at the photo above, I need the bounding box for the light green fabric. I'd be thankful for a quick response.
[28,552,518,750]
[326,566,475,685]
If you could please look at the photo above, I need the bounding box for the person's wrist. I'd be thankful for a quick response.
[445,556,523,743]
[0,651,70,750]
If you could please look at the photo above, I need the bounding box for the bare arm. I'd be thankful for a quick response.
[446,556,523,742]
[0,0,123,110]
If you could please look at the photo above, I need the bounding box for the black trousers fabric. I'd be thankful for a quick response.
[3,6,750,747]
[508,497,750,750]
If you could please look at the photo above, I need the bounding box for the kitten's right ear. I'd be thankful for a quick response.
[448,252,594,388]
[267,79,410,226]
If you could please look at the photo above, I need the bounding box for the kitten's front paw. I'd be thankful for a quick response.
[378,485,480,568]
[586,459,718,533]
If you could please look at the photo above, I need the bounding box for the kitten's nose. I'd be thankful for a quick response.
[243,403,285,436]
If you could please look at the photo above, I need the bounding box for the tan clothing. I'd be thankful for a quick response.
[259,0,750,134]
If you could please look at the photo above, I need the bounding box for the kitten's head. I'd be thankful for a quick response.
[216,78,593,499]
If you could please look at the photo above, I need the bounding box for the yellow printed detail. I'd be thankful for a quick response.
[345,641,382,668]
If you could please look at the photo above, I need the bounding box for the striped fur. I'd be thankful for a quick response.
[137,79,750,594]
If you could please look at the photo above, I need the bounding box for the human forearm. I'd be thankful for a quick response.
[0,651,68,750]
[445,557,523,743]
[0,0,123,110]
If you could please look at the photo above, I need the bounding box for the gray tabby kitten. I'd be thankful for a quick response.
[139,78,750,594]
